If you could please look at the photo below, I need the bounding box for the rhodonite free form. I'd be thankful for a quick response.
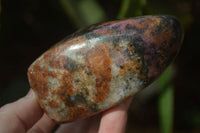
[28,15,184,123]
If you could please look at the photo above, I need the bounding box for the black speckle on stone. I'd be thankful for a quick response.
[74,79,80,83]
[110,36,121,48]
[129,35,146,56]
[64,57,78,72]
[111,25,123,34]
[156,61,162,72]
[125,24,145,34]
[67,93,99,112]
[65,95,76,107]
[74,94,87,104]
[133,16,146,21]
[85,32,101,40]
[147,59,153,66]
[150,16,172,36]
[125,83,131,90]
[85,70,93,76]
[112,25,120,31]
[68,94,88,105]
[150,23,163,36]
[150,27,161,36]
[120,65,124,69]
[125,24,134,30]
[89,104,98,112]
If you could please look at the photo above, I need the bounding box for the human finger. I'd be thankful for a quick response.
[0,89,43,133]
[98,97,133,133]
[27,114,56,133]
[56,114,101,133]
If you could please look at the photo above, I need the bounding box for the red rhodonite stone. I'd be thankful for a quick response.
[27,15,184,123]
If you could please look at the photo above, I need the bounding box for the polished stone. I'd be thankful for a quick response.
[28,15,184,123]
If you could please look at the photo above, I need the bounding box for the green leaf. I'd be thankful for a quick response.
[117,0,131,19]
[158,65,174,133]
[117,0,146,19]
[59,0,106,28]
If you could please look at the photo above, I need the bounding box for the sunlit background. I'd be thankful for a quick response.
[1,0,200,132]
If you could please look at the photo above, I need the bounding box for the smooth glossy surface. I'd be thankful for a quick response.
[28,15,183,123]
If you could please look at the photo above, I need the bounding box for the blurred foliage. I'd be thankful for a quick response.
[59,0,106,28]
[1,0,200,132]
[158,66,174,133]
[118,0,146,19]
[145,0,193,29]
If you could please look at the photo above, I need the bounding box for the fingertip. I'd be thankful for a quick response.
[0,89,44,133]
[25,89,34,98]
[27,114,56,133]
[25,89,38,100]
[98,97,133,133]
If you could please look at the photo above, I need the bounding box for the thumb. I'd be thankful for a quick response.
[0,89,43,133]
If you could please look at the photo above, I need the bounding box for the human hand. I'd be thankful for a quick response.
[0,89,132,133]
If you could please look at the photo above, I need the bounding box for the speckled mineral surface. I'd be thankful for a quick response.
[28,15,184,123]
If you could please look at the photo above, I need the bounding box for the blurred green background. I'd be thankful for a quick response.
[0,0,200,132]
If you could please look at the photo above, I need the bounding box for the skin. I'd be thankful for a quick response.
[0,89,132,133]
